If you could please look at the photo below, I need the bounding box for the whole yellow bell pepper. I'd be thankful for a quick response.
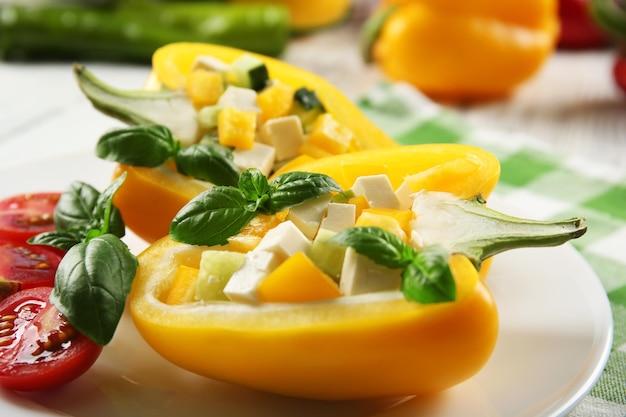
[362,0,559,100]
[230,0,352,32]
[129,143,502,400]
[96,42,397,243]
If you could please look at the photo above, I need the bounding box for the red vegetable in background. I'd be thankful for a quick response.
[614,52,626,92]
[0,287,103,391]
[558,0,610,48]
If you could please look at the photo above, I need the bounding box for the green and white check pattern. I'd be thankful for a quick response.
[358,82,626,417]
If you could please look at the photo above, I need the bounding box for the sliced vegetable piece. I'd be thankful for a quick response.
[0,192,60,244]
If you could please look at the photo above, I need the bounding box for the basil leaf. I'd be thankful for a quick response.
[402,246,456,304]
[29,230,83,251]
[96,124,178,167]
[93,173,126,238]
[329,226,415,269]
[50,234,138,345]
[269,172,342,213]
[175,143,240,186]
[238,168,271,211]
[170,187,257,246]
[53,181,101,231]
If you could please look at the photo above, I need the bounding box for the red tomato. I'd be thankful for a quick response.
[558,0,610,49]
[0,192,60,243]
[0,240,63,300]
[614,53,626,94]
[0,287,103,391]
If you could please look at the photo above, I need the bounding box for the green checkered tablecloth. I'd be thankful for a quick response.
[357,82,626,417]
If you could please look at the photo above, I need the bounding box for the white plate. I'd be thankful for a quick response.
[0,153,613,417]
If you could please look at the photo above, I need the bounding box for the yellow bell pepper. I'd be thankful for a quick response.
[128,143,502,400]
[362,0,559,100]
[230,0,352,32]
[112,43,397,244]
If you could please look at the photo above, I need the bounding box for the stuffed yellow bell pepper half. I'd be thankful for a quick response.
[362,0,560,100]
[75,42,397,243]
[128,143,586,400]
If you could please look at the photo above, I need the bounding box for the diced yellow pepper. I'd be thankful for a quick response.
[306,113,355,155]
[218,107,257,150]
[348,194,369,218]
[185,70,225,109]
[358,208,414,241]
[298,140,334,159]
[257,81,295,123]
[257,252,341,303]
[165,265,200,305]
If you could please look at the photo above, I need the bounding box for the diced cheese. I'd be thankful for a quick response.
[195,250,246,302]
[254,220,311,262]
[259,115,306,161]
[191,55,230,73]
[218,85,260,112]
[223,250,282,303]
[218,106,257,150]
[339,248,402,296]
[286,194,332,239]
[232,142,276,176]
[351,174,401,209]
[320,202,356,233]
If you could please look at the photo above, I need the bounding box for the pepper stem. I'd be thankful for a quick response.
[410,191,587,269]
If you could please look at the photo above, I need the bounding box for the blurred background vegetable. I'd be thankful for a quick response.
[557,0,610,48]
[0,0,292,62]
[360,0,560,102]
[589,0,626,93]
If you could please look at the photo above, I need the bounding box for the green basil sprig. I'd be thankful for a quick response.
[170,168,342,246]
[96,124,240,186]
[329,226,456,304]
[30,174,138,345]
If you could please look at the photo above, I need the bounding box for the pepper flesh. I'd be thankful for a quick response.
[128,143,501,399]
[365,0,559,100]
[111,42,397,243]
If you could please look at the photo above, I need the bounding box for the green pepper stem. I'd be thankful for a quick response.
[73,64,199,146]
[411,191,587,269]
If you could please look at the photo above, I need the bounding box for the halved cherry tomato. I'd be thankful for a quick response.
[0,287,103,391]
[0,240,63,300]
[0,192,60,244]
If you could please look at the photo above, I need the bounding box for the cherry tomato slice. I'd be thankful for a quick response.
[0,192,60,244]
[0,287,103,391]
[0,240,63,300]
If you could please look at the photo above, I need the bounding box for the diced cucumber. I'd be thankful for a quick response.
[197,104,224,131]
[308,228,347,282]
[291,88,326,131]
[229,54,270,91]
[195,250,247,301]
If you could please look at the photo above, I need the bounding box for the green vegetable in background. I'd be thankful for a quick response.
[0,1,290,62]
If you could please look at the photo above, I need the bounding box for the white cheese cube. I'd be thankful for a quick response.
[339,248,402,296]
[320,202,356,233]
[233,142,276,176]
[286,195,332,239]
[394,179,415,210]
[255,220,311,261]
[191,55,230,73]
[259,115,306,161]
[218,85,260,112]
[351,174,401,209]
[223,250,281,303]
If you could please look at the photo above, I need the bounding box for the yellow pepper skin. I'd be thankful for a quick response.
[230,0,352,32]
[113,43,396,243]
[128,144,501,400]
[366,0,559,100]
